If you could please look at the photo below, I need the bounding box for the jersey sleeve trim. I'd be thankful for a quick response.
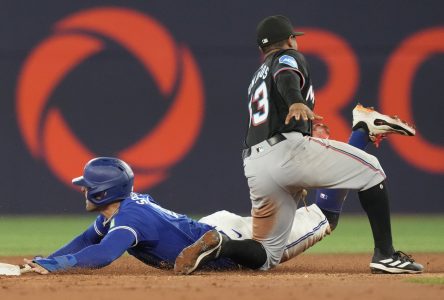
[108,226,138,247]
[93,221,104,237]
[273,67,305,89]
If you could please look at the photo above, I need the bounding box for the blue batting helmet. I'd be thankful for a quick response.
[72,157,134,206]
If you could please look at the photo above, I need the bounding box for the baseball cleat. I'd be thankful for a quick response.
[370,250,424,274]
[352,104,416,147]
[174,229,224,275]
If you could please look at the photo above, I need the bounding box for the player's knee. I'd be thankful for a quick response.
[368,154,384,172]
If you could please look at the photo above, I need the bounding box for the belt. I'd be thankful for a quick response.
[242,133,286,159]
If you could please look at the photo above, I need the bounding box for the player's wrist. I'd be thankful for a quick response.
[33,254,77,272]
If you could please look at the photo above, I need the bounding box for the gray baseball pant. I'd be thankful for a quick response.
[243,131,385,269]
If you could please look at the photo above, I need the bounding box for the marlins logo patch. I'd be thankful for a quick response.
[279,55,298,68]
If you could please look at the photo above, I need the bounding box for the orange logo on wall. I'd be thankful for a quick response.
[16,7,205,190]
[381,27,444,173]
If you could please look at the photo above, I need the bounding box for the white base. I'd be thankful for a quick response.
[0,263,21,276]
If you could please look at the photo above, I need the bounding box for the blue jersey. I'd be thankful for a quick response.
[34,193,236,272]
[95,193,217,268]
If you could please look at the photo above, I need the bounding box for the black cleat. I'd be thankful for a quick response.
[370,250,424,274]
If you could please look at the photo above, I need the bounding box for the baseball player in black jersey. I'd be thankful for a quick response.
[174,15,423,275]
[246,33,316,146]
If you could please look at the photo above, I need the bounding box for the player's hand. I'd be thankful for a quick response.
[23,258,49,275]
[285,103,323,124]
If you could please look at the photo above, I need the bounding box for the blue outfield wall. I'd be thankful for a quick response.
[0,0,442,214]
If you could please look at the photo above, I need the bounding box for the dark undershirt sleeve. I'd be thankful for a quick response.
[275,70,306,107]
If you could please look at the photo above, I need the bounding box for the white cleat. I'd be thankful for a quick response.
[352,104,416,146]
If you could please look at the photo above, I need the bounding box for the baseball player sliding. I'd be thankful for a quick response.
[174,15,423,275]
[22,157,329,274]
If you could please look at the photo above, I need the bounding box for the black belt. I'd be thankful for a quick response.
[242,133,287,159]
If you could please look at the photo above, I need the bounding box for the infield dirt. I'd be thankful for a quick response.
[1,253,443,300]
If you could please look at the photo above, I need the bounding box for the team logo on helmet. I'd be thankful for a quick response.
[16,7,204,191]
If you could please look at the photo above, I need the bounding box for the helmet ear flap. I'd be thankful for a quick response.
[90,191,108,202]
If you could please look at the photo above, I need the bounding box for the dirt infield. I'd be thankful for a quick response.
[1,254,443,300]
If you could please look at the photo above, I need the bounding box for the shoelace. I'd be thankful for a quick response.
[299,189,309,211]
[370,134,387,148]
[393,250,415,263]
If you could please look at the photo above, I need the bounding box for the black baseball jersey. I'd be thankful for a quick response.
[245,49,315,147]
